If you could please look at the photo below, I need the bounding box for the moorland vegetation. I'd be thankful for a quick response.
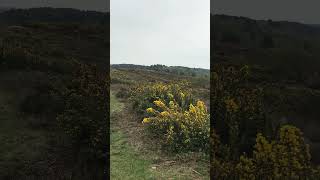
[0,8,109,179]
[211,14,320,179]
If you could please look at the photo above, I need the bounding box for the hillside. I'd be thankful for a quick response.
[111,64,210,100]
[212,14,320,164]
[0,8,109,179]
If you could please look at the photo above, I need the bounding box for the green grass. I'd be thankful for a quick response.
[110,91,155,180]
[111,131,155,180]
[110,91,124,114]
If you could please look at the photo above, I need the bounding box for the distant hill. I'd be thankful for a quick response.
[212,14,320,49]
[112,64,209,78]
[212,14,320,86]
[0,7,109,25]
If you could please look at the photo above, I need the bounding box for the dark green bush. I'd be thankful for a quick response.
[56,62,109,159]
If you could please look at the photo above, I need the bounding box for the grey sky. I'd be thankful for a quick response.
[0,0,108,12]
[212,0,320,24]
[111,0,210,69]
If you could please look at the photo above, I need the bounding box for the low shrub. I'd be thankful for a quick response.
[211,125,320,179]
[212,64,269,159]
[56,62,109,159]
[237,125,317,179]
[142,96,210,152]
[130,81,210,152]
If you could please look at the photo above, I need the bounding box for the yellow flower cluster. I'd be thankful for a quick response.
[142,118,151,124]
[146,107,155,114]
[160,111,170,117]
[224,98,239,113]
[180,92,185,98]
[236,125,314,179]
[213,125,318,179]
[154,100,166,108]
[130,81,208,151]
[143,96,210,151]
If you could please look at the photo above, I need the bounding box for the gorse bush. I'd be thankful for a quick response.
[56,61,109,159]
[236,125,314,179]
[212,64,268,159]
[130,81,194,116]
[143,99,210,152]
[130,82,209,152]
[211,125,320,179]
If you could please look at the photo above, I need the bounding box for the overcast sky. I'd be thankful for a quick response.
[212,0,320,24]
[111,0,210,69]
[0,0,108,12]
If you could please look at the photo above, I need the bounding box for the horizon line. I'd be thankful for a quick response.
[110,63,210,70]
[212,13,320,26]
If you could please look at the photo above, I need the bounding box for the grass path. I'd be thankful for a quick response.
[110,91,155,179]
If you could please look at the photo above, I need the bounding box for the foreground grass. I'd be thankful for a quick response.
[110,91,155,179]
[111,131,155,179]
[0,72,51,178]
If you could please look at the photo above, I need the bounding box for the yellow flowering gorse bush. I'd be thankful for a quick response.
[129,81,209,152]
[212,64,267,159]
[142,97,210,152]
[211,125,320,179]
[235,125,317,179]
